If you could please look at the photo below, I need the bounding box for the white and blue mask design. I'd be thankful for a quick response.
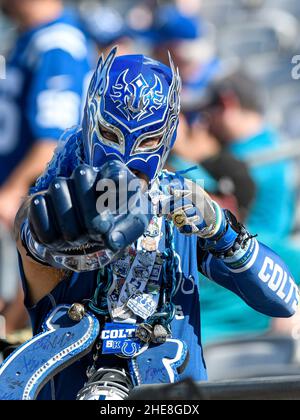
[82,47,181,181]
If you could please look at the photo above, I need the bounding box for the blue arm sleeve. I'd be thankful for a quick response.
[199,239,299,318]
[26,48,90,141]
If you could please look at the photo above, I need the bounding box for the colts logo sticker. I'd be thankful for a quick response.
[101,323,145,357]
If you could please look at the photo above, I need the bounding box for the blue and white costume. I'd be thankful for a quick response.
[0,49,298,400]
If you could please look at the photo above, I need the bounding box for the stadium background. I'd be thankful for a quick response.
[0,0,300,393]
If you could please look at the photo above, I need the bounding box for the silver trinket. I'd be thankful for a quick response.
[151,324,171,344]
[68,303,85,322]
[136,323,153,343]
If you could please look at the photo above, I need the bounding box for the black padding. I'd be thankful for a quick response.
[29,194,60,246]
[108,214,149,251]
[100,160,138,211]
[28,162,152,255]
[71,165,113,241]
[48,177,82,243]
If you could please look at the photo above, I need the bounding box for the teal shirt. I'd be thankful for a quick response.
[229,127,296,238]
[200,276,271,345]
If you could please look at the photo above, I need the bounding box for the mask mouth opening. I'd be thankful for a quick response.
[127,166,150,190]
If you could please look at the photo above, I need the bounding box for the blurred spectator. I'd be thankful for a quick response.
[146,4,221,104]
[149,3,255,215]
[204,70,296,239]
[0,0,92,333]
[197,70,300,350]
[80,4,135,58]
[150,3,256,217]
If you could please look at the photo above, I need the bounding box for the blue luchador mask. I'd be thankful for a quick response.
[82,47,181,182]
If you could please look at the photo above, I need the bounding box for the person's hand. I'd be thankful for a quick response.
[0,185,26,231]
[28,161,152,261]
[159,173,219,237]
[159,173,240,256]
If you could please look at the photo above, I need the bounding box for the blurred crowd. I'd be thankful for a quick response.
[0,0,300,380]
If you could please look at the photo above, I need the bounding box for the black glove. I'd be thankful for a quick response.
[23,161,152,271]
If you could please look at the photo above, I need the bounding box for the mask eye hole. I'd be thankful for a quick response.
[99,123,119,144]
[138,135,164,151]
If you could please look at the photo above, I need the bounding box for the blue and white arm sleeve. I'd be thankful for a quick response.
[199,238,299,318]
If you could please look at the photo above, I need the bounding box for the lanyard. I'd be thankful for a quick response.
[107,216,164,324]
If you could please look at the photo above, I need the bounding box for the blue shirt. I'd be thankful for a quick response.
[0,9,92,186]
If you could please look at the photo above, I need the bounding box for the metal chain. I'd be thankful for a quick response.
[86,339,103,379]
[88,266,113,316]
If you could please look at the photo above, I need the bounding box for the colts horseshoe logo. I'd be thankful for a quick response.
[0,305,100,400]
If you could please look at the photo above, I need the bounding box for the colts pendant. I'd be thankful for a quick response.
[141,237,157,252]
[146,217,160,238]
